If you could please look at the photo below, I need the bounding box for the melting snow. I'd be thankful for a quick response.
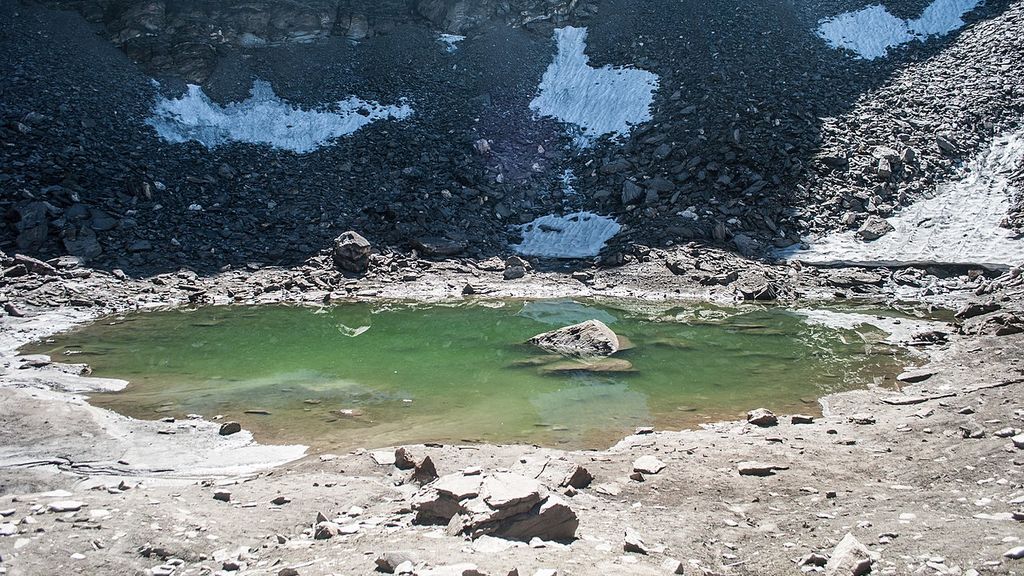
[529,27,659,145]
[782,129,1024,269]
[794,309,947,344]
[817,0,982,59]
[514,211,621,259]
[147,80,413,153]
[438,34,465,52]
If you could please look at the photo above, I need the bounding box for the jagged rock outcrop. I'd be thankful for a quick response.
[33,0,585,82]
[412,471,578,541]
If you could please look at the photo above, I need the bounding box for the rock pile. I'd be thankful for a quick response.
[412,470,578,542]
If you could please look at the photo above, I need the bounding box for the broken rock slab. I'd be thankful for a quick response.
[412,471,578,542]
[528,320,620,357]
[632,455,666,475]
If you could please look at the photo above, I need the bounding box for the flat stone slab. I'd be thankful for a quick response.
[632,455,666,475]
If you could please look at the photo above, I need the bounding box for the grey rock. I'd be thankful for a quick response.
[314,521,340,539]
[623,527,648,554]
[332,231,372,273]
[1011,434,1024,449]
[503,266,526,280]
[896,369,935,383]
[412,237,467,257]
[219,421,242,436]
[824,533,874,576]
[47,500,85,512]
[560,464,593,489]
[62,225,102,260]
[1004,545,1024,559]
[856,216,894,242]
[395,447,419,470]
[877,158,893,179]
[376,551,416,573]
[747,408,778,427]
[849,413,876,425]
[528,320,620,358]
[936,133,958,153]
[413,472,578,542]
[632,455,666,475]
[954,302,1000,320]
[661,558,686,574]
[621,181,644,205]
[737,461,788,476]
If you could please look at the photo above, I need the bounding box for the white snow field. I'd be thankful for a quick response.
[817,0,982,59]
[529,27,659,145]
[514,212,622,258]
[793,309,948,344]
[147,80,413,153]
[782,129,1024,269]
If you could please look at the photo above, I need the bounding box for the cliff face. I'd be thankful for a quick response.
[33,0,584,82]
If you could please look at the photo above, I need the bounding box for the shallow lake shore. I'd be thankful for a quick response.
[1,251,1022,575]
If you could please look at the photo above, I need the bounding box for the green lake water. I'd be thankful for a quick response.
[24,300,920,450]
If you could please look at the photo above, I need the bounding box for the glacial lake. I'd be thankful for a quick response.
[24,300,931,450]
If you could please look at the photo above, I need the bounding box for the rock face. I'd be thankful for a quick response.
[528,320,620,357]
[332,231,372,273]
[412,471,578,542]
[40,0,582,82]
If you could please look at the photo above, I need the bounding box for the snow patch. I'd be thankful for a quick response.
[794,309,946,344]
[782,129,1024,269]
[514,212,621,259]
[560,168,578,196]
[438,33,465,52]
[529,27,659,145]
[817,0,982,59]
[147,80,413,154]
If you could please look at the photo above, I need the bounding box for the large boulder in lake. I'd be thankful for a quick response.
[528,319,620,357]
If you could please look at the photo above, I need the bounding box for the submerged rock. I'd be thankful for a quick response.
[538,358,634,374]
[528,320,620,357]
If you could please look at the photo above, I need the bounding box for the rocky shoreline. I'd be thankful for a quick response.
[1,247,1023,575]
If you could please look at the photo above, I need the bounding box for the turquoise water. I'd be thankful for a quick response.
[25,300,916,450]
